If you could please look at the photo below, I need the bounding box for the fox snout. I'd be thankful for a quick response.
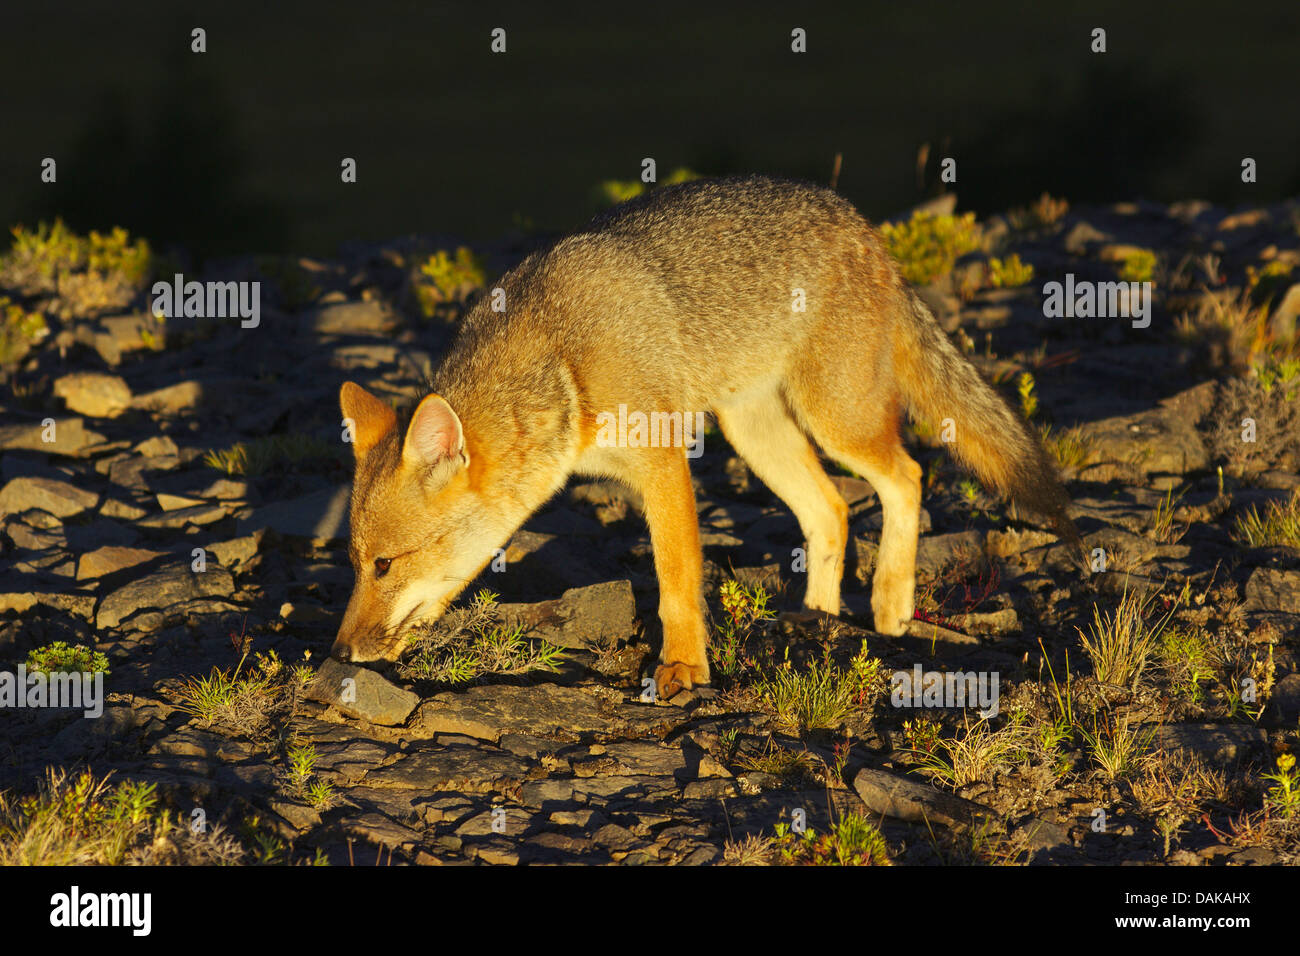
[330,591,403,663]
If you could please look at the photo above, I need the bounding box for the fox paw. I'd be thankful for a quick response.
[871,594,913,636]
[654,661,710,699]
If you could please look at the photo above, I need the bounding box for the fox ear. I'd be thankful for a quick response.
[340,381,397,459]
[402,393,468,477]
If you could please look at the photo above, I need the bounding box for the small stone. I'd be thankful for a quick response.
[77,545,167,580]
[853,767,995,830]
[305,658,419,725]
[52,372,132,418]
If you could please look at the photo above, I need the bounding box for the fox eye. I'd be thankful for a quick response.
[374,557,392,578]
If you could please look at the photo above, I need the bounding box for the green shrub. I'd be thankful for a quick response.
[26,641,110,676]
[880,211,982,286]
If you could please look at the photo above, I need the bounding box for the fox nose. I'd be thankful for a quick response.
[330,639,353,662]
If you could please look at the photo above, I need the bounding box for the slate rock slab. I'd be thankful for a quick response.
[96,562,236,629]
[238,485,350,541]
[363,744,532,793]
[1148,723,1268,763]
[853,767,995,830]
[305,658,419,726]
[497,580,636,650]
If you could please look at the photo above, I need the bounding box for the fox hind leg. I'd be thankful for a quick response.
[713,390,849,615]
[792,393,921,637]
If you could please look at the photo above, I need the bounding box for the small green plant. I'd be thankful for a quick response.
[1076,585,1180,691]
[1148,487,1186,543]
[1234,490,1300,549]
[25,641,110,676]
[880,210,982,286]
[773,812,892,866]
[1262,753,1300,818]
[174,650,311,736]
[0,770,155,865]
[0,295,49,365]
[415,246,486,316]
[1255,357,1300,398]
[1118,248,1157,284]
[305,780,336,811]
[1079,714,1154,780]
[901,716,943,757]
[736,739,822,786]
[1,220,153,318]
[755,645,882,731]
[1017,371,1038,420]
[1158,625,1215,705]
[401,589,565,684]
[905,713,1032,788]
[713,579,776,679]
[1174,288,1292,379]
[283,743,335,809]
[1245,260,1294,303]
[987,254,1034,288]
[1006,193,1068,231]
[204,433,342,477]
[1038,423,1094,470]
[287,744,317,790]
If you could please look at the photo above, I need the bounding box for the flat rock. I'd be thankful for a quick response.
[1148,723,1268,763]
[497,580,636,650]
[238,485,350,541]
[363,744,532,793]
[305,658,420,726]
[915,530,983,576]
[413,683,670,742]
[135,502,228,528]
[1078,386,1212,477]
[76,545,167,580]
[0,418,102,455]
[310,301,400,335]
[52,372,132,418]
[1243,568,1300,613]
[853,767,995,830]
[131,381,204,414]
[0,476,98,518]
[1266,673,1300,725]
[0,587,96,620]
[96,562,236,629]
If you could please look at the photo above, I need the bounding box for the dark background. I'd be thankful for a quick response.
[3,0,1297,260]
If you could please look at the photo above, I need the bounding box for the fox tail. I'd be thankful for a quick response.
[893,289,1081,549]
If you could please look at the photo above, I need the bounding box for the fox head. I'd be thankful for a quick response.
[330,382,506,663]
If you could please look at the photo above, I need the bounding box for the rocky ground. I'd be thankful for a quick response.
[1,192,1299,865]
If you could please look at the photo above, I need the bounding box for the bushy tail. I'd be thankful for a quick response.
[894,289,1081,548]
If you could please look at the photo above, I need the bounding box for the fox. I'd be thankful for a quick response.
[331,175,1079,697]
